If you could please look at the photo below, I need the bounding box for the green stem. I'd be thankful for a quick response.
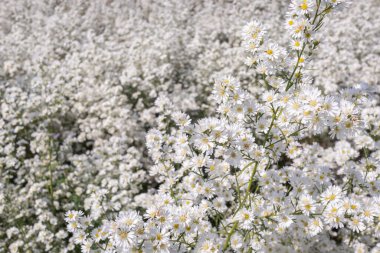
[285,44,306,91]
[223,221,239,251]
[233,162,259,216]
[311,0,322,25]
[263,106,278,146]
[242,162,258,207]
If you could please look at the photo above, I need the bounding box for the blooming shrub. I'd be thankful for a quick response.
[64,0,380,252]
[1,0,379,252]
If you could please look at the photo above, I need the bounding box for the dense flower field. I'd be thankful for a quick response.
[1,0,380,252]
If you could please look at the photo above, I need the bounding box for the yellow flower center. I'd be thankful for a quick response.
[309,100,317,107]
[119,231,129,240]
[300,3,308,10]
[327,194,336,201]
[334,116,341,123]
[345,121,353,129]
[292,102,300,110]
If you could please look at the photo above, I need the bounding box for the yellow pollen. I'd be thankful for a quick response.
[119,231,129,240]
[202,244,210,250]
[303,110,311,116]
[327,194,336,201]
[292,103,300,110]
[352,218,359,225]
[334,116,341,123]
[179,215,187,222]
[309,100,317,107]
[345,121,353,129]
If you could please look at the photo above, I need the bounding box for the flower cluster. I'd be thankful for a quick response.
[1,0,379,252]
[65,1,380,253]
[1,1,292,251]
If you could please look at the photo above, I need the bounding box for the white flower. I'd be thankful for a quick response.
[81,239,93,253]
[299,194,316,215]
[237,208,254,229]
[73,230,87,244]
[65,210,83,222]
[116,211,141,230]
[114,229,136,250]
[262,43,282,61]
[308,218,323,236]
[67,221,81,233]
[290,0,315,15]
[321,186,342,205]
[349,216,366,233]
[242,21,266,43]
